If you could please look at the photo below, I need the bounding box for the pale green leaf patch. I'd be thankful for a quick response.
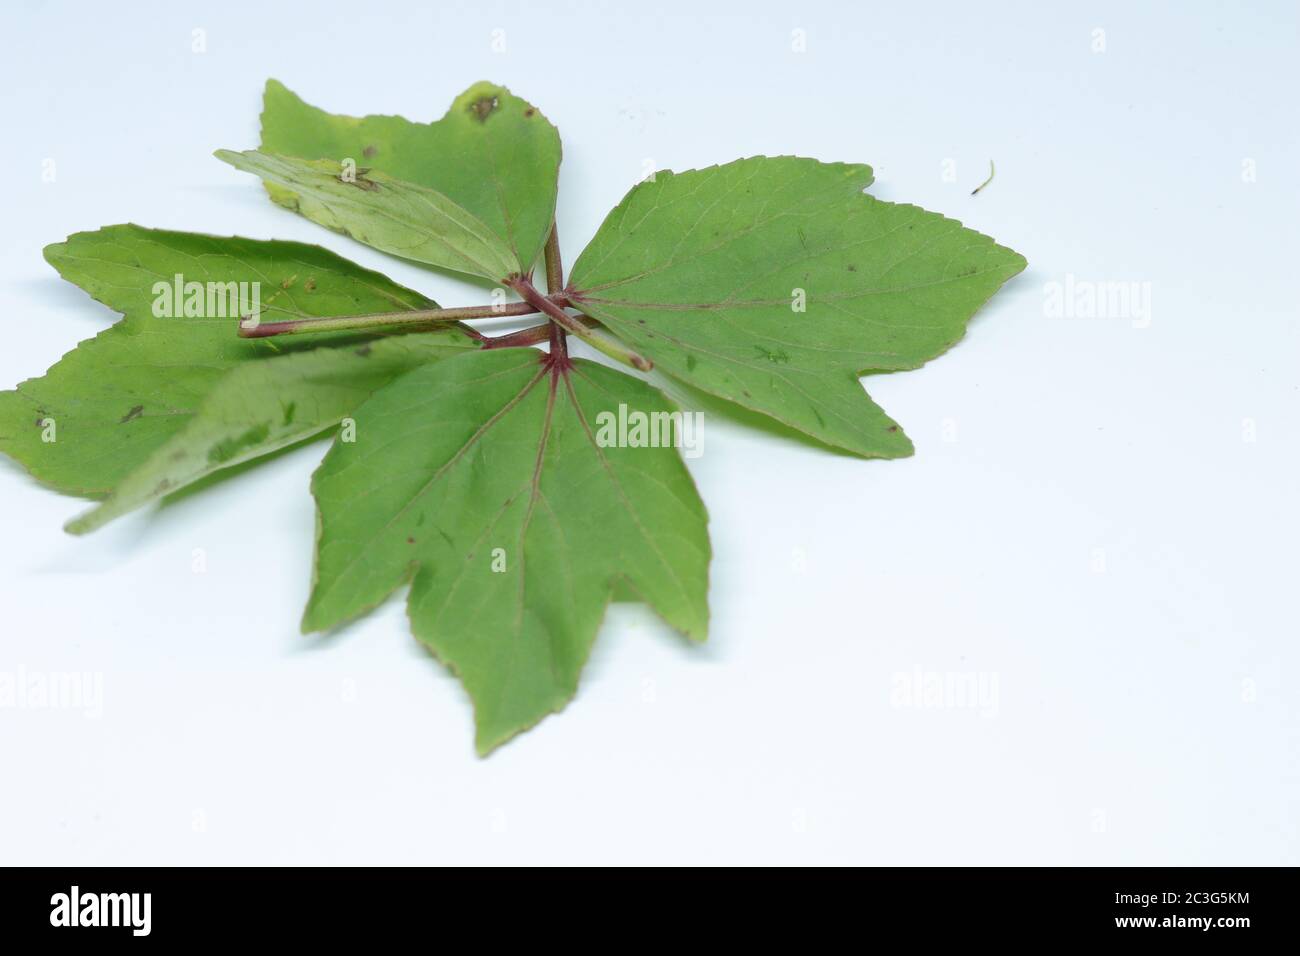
[216,151,523,283]
[65,330,476,534]
[0,225,442,498]
[253,79,561,280]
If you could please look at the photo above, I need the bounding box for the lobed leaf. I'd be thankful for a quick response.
[303,349,710,753]
[0,83,1030,755]
[0,225,449,500]
[215,151,522,283]
[253,79,562,280]
[65,331,476,534]
[568,156,1027,457]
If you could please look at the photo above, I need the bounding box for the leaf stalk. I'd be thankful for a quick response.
[508,277,652,373]
[238,302,540,339]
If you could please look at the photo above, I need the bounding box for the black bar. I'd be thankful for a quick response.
[0,867,1287,943]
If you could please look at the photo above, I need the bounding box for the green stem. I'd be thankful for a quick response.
[238,301,540,339]
[508,277,652,372]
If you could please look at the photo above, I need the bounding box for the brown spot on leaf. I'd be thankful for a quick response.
[120,405,144,423]
[362,144,377,158]
[469,95,499,122]
[407,536,415,544]
[524,107,535,117]
[355,345,372,357]
[337,168,380,191]
[304,278,316,291]
[887,425,898,432]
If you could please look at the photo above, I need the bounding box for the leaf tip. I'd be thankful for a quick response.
[298,605,324,637]
[41,240,68,267]
[62,510,98,536]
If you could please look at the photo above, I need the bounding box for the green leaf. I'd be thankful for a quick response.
[2,82,1031,756]
[568,157,1027,457]
[0,224,449,498]
[303,349,710,753]
[64,332,475,534]
[253,79,562,279]
[215,151,522,283]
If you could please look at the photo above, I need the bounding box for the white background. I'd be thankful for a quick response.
[1,1,1296,865]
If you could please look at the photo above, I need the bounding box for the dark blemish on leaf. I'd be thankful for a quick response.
[282,401,296,426]
[153,478,173,494]
[847,264,857,272]
[337,168,380,191]
[524,107,535,117]
[362,144,377,158]
[755,345,790,364]
[280,276,296,290]
[406,536,415,544]
[469,95,499,122]
[207,423,271,464]
[887,425,898,432]
[686,355,697,371]
[171,449,187,461]
[355,345,372,357]
[120,405,144,423]
[305,278,316,291]
[797,228,807,248]
[813,408,825,427]
[437,528,454,548]
[637,319,646,324]
[742,390,752,398]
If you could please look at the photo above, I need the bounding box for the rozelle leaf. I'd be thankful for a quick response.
[567,156,1027,457]
[252,79,562,280]
[216,151,522,283]
[0,224,446,498]
[2,81,1029,755]
[303,348,710,753]
[65,332,476,534]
